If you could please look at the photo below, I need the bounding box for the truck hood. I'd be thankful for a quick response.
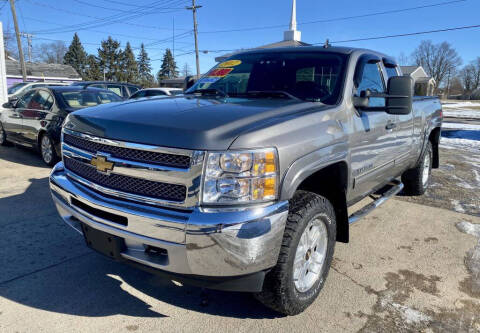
[65,96,329,150]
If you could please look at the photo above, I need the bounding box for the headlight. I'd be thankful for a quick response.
[202,148,278,204]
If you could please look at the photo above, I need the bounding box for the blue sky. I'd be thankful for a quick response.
[1,0,479,75]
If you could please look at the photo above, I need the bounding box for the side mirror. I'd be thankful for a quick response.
[385,76,413,115]
[2,102,12,108]
[184,75,197,91]
[5,96,19,108]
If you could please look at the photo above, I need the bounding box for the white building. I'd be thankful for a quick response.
[401,66,436,96]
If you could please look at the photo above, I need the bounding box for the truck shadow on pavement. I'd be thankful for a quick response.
[0,176,281,320]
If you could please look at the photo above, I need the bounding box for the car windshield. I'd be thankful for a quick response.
[60,90,123,108]
[186,52,348,104]
[169,90,183,96]
[8,82,28,94]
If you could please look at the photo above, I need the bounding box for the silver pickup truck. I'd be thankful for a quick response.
[49,46,442,315]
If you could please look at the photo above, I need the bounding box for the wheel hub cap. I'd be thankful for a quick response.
[42,137,52,163]
[293,216,328,293]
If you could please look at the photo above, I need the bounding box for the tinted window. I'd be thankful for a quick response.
[28,90,54,110]
[356,62,385,107]
[187,52,348,105]
[129,90,147,99]
[61,90,123,108]
[106,84,123,96]
[170,90,183,96]
[385,66,399,79]
[127,86,140,95]
[16,90,37,108]
[147,90,167,97]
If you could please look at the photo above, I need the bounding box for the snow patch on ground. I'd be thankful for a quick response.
[442,123,480,131]
[442,101,480,109]
[391,303,431,324]
[451,200,466,213]
[443,110,480,119]
[441,137,480,151]
[456,222,480,295]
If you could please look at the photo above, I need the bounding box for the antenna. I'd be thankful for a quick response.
[323,39,331,48]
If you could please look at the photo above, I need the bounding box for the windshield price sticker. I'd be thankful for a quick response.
[208,68,233,77]
[218,60,242,68]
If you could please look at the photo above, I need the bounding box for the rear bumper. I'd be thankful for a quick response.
[49,162,288,292]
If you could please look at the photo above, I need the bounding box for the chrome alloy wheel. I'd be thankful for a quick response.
[41,135,53,164]
[293,215,328,292]
[422,151,431,187]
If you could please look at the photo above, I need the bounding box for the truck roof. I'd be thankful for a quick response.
[234,45,389,58]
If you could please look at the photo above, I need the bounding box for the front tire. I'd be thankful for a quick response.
[255,191,336,315]
[40,133,58,166]
[401,141,432,196]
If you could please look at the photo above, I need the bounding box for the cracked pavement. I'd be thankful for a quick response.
[1,144,480,332]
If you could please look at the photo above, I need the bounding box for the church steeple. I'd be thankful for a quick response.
[284,0,301,41]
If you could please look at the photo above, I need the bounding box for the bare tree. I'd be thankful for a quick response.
[458,58,480,94]
[412,40,462,89]
[34,41,67,64]
[182,62,191,77]
[396,52,411,66]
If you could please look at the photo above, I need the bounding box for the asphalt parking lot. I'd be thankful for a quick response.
[1,144,480,333]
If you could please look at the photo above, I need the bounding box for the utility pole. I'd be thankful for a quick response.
[9,0,27,81]
[186,0,201,78]
[20,32,34,62]
[172,17,175,58]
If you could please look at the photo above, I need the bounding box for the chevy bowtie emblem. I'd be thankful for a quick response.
[90,155,114,173]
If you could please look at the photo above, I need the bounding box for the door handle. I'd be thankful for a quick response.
[385,122,397,130]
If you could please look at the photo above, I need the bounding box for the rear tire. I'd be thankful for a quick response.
[401,141,432,196]
[39,133,58,166]
[255,191,336,315]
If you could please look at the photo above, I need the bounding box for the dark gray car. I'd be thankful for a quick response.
[49,46,442,315]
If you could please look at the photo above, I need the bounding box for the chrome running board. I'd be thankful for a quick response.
[348,180,404,224]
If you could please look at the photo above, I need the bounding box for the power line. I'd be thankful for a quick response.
[325,23,480,44]
[199,0,468,34]
[72,0,188,14]
[24,0,190,34]
[197,23,480,55]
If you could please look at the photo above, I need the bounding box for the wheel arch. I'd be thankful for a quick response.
[281,144,350,243]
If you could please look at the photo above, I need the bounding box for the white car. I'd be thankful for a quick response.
[129,87,183,99]
[8,81,69,98]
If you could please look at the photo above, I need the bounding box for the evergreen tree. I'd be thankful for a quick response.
[157,49,178,81]
[98,36,122,81]
[137,43,154,86]
[84,55,103,81]
[121,42,138,83]
[63,33,87,79]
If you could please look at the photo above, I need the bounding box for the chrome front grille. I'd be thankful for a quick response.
[64,157,187,202]
[63,133,191,168]
[61,129,204,208]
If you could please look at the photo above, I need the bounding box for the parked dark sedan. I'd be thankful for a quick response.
[0,86,123,165]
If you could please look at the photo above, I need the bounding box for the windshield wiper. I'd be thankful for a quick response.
[246,90,301,101]
[187,88,229,98]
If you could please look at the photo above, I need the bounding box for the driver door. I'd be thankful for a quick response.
[2,90,36,143]
[349,55,398,201]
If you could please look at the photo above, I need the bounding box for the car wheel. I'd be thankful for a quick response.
[40,134,57,166]
[401,141,432,196]
[255,191,336,315]
[0,123,9,146]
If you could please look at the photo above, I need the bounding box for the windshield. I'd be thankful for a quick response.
[186,52,347,104]
[8,82,28,95]
[60,90,123,108]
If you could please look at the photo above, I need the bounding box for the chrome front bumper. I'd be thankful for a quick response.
[49,162,288,279]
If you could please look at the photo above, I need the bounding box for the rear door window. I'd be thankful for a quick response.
[106,84,123,96]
